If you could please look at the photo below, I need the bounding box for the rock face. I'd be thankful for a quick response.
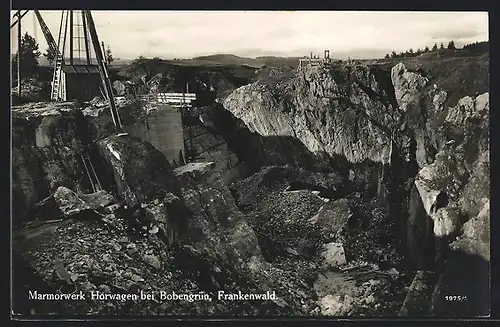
[12,103,92,224]
[222,65,414,260]
[222,61,489,316]
[174,161,264,271]
[224,65,400,165]
[313,199,353,240]
[181,105,252,184]
[391,63,429,113]
[126,105,186,166]
[403,87,489,232]
[412,92,490,317]
[84,99,187,165]
[12,57,489,317]
[95,134,181,207]
[450,200,490,261]
[11,100,146,225]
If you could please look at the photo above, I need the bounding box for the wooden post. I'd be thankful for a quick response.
[101,41,106,65]
[84,11,123,133]
[32,11,37,43]
[81,11,91,65]
[17,10,21,97]
[69,10,73,65]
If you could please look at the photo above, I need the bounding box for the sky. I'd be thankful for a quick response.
[10,11,489,60]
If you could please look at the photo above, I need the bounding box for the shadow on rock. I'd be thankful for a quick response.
[431,250,490,317]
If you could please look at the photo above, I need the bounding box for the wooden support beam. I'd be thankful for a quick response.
[69,11,73,65]
[101,41,106,65]
[81,11,91,65]
[10,10,29,29]
[83,11,123,133]
[17,10,21,97]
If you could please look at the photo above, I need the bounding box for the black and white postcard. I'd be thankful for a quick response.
[10,10,491,319]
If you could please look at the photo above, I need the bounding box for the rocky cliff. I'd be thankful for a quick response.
[11,56,489,317]
[11,98,321,316]
[224,64,400,165]
[12,98,186,223]
[222,59,490,316]
[12,137,326,316]
[12,102,93,225]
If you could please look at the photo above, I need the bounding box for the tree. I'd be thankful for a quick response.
[408,48,414,55]
[391,51,397,58]
[424,46,430,52]
[432,43,438,51]
[127,55,150,79]
[385,53,390,59]
[12,32,41,80]
[105,46,114,65]
[43,46,59,66]
[439,42,444,50]
[447,40,456,50]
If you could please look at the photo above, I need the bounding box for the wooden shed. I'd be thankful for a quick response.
[58,65,102,102]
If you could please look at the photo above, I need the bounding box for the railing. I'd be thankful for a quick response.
[298,58,332,69]
[138,92,197,108]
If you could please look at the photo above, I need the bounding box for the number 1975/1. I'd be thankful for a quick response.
[445,295,467,302]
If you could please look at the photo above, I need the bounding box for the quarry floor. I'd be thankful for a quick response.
[12,162,420,317]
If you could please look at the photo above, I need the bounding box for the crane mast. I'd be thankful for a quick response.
[83,11,123,133]
[12,10,60,55]
[10,10,29,28]
[12,10,63,99]
[33,10,65,100]
[33,10,59,54]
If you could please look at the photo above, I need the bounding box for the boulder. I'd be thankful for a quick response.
[140,192,190,245]
[450,200,490,261]
[29,186,114,220]
[319,294,354,316]
[143,254,162,270]
[445,94,489,126]
[54,187,95,216]
[175,161,265,271]
[113,80,126,96]
[95,134,180,207]
[431,206,461,237]
[391,63,429,113]
[173,162,216,179]
[320,242,347,268]
[312,198,353,241]
[79,190,115,210]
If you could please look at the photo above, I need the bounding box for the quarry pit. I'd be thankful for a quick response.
[11,54,490,318]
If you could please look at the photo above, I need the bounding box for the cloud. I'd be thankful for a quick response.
[429,27,485,41]
[11,10,489,59]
